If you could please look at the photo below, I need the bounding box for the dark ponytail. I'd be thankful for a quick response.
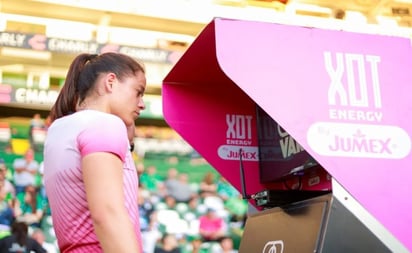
[49,53,97,121]
[49,52,144,122]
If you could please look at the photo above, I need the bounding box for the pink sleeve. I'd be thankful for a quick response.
[77,115,128,162]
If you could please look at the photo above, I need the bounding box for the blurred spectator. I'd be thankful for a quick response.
[29,114,45,130]
[0,181,14,229]
[0,221,46,252]
[138,188,155,232]
[36,162,47,201]
[13,185,45,228]
[12,148,40,194]
[211,236,238,253]
[136,162,145,179]
[36,162,50,217]
[140,165,163,193]
[154,233,182,253]
[166,173,196,203]
[181,196,205,227]
[198,208,227,242]
[31,228,57,253]
[0,160,15,204]
[163,168,178,195]
[141,211,162,253]
[199,172,217,198]
[43,115,52,130]
[185,237,209,253]
[224,194,248,228]
[166,156,179,166]
[28,114,45,152]
[164,195,177,210]
[216,177,239,201]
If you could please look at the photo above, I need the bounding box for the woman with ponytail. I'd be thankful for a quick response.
[43,52,146,253]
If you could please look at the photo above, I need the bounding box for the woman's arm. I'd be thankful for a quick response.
[82,152,140,253]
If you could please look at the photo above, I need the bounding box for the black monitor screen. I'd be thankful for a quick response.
[256,105,317,183]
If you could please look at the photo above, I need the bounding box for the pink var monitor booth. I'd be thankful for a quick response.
[162,18,412,253]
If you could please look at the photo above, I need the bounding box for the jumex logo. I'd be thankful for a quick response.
[307,51,411,159]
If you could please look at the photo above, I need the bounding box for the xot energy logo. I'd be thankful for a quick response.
[307,51,411,159]
[218,114,258,161]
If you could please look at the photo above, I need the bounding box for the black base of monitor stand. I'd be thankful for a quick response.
[239,193,391,253]
[252,189,330,208]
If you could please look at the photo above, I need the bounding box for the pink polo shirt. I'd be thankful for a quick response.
[43,110,142,253]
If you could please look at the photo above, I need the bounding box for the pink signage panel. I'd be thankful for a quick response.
[214,18,412,250]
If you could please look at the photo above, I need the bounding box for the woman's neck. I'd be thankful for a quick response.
[77,99,107,112]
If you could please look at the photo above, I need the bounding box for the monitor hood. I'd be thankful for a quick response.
[162,18,412,251]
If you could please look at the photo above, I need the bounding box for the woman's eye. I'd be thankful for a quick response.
[137,91,144,98]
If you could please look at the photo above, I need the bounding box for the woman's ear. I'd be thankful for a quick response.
[104,73,117,92]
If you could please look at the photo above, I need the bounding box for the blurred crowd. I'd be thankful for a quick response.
[137,165,248,253]
[0,148,57,253]
[0,114,249,253]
